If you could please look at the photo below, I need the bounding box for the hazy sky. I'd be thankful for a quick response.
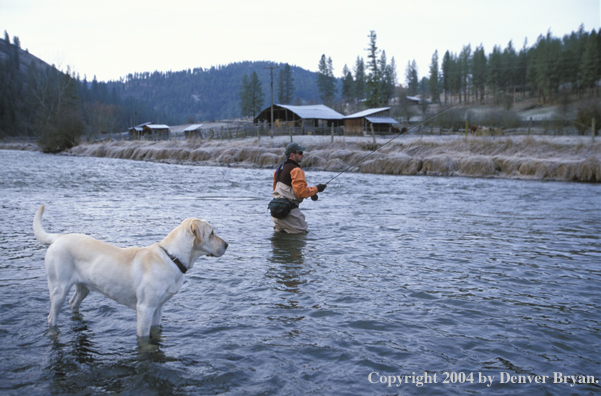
[1,0,599,82]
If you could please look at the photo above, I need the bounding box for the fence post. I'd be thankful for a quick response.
[257,125,260,140]
[331,124,334,143]
[593,118,596,143]
[370,124,376,145]
[528,117,532,135]
[289,127,293,143]
[464,120,468,138]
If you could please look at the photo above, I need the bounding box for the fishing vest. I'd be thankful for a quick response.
[275,159,300,188]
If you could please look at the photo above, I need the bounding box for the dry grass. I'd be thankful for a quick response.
[4,135,599,183]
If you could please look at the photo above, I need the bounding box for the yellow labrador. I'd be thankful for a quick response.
[33,205,228,338]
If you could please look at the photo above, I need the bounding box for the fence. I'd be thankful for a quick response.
[2,118,597,145]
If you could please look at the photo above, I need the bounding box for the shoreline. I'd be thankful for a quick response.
[2,135,600,183]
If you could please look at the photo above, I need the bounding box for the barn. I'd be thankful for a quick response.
[184,124,204,139]
[254,104,344,130]
[141,124,171,140]
[128,122,153,139]
[344,107,400,135]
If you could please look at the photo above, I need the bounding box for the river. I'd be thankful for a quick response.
[0,150,600,395]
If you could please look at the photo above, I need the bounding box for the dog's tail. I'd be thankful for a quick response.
[33,205,61,245]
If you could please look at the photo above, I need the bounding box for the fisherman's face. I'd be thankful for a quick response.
[292,151,304,163]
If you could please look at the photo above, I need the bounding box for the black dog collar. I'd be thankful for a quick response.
[159,246,187,274]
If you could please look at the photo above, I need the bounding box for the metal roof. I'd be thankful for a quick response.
[144,124,170,130]
[129,121,153,132]
[275,104,344,120]
[344,107,391,119]
[365,116,399,124]
[184,124,204,132]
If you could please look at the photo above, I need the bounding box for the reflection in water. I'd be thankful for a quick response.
[45,316,98,394]
[269,232,307,267]
[44,314,180,394]
[267,233,308,326]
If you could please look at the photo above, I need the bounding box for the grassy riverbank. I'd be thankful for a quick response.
[2,135,600,183]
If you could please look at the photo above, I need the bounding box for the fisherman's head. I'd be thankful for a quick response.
[285,142,306,163]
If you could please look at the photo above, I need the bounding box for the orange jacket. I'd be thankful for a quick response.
[273,163,318,199]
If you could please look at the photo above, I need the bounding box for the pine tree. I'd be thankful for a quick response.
[248,71,264,117]
[341,64,354,103]
[405,60,419,97]
[239,74,252,117]
[316,55,336,105]
[365,30,382,108]
[428,50,440,104]
[458,44,471,102]
[382,56,397,105]
[580,29,600,96]
[353,56,366,102]
[276,63,295,104]
[516,39,529,98]
[239,72,264,118]
[283,63,294,104]
[277,69,285,104]
[488,45,503,101]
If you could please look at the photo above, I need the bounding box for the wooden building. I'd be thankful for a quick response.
[254,104,344,129]
[128,122,153,139]
[184,124,204,139]
[141,124,171,140]
[344,107,400,135]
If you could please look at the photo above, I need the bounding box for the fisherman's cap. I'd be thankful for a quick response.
[285,142,307,155]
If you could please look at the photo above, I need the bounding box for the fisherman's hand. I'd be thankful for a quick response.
[317,184,327,192]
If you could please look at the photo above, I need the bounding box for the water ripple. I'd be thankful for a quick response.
[0,150,600,395]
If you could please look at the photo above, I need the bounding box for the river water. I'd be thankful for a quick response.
[0,149,600,395]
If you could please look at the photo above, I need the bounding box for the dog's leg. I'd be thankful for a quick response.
[151,304,165,328]
[69,284,90,313]
[47,284,70,327]
[136,304,154,338]
[45,253,73,327]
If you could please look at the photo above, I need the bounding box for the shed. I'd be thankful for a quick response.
[142,124,171,140]
[344,107,399,134]
[254,104,344,129]
[184,124,204,139]
[128,122,153,139]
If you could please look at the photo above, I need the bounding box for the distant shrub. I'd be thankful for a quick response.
[574,103,600,136]
[436,107,467,131]
[38,110,85,153]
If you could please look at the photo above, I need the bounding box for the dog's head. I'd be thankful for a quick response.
[161,218,228,270]
[187,218,228,258]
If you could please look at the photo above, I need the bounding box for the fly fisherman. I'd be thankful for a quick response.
[271,143,326,233]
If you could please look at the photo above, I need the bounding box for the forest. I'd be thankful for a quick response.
[0,25,599,151]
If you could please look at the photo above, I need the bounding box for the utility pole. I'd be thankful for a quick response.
[265,65,279,134]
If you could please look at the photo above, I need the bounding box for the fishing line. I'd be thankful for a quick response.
[324,99,475,185]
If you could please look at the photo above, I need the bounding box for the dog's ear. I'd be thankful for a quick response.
[190,220,205,245]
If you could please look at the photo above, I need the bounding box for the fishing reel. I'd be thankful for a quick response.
[311,194,318,201]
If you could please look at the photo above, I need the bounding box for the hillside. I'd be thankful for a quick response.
[0,39,336,137]
[0,39,49,74]
[106,61,333,123]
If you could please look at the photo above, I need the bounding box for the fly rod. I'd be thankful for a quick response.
[323,99,474,185]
